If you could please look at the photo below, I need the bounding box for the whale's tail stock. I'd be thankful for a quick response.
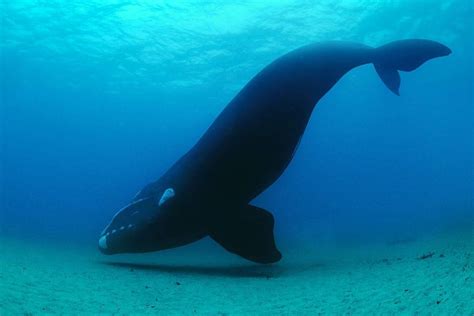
[373,39,451,95]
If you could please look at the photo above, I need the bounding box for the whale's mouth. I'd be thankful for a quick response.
[100,198,149,236]
[98,191,177,255]
[98,222,137,255]
[98,197,157,255]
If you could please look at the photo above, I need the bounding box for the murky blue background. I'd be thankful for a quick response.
[1,1,472,247]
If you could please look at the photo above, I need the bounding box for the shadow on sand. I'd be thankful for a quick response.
[100,260,325,278]
[101,261,285,278]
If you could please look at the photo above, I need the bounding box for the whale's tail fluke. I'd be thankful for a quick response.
[373,39,451,95]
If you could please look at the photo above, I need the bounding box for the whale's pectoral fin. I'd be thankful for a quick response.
[209,205,282,264]
[374,64,400,96]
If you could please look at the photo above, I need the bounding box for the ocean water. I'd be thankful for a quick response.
[1,1,473,314]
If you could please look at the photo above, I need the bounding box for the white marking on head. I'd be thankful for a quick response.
[112,229,117,234]
[101,198,150,235]
[158,188,175,207]
[133,190,143,199]
[98,235,108,249]
[100,225,109,236]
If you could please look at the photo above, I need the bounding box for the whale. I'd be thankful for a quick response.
[98,39,451,264]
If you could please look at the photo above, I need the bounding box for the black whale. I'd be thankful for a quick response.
[99,40,451,263]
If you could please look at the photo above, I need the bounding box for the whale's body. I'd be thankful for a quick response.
[99,40,451,263]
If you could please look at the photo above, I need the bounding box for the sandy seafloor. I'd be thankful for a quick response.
[1,227,472,315]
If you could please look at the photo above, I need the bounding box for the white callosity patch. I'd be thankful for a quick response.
[133,190,142,199]
[100,203,132,235]
[100,198,149,235]
[98,235,107,249]
[158,188,175,206]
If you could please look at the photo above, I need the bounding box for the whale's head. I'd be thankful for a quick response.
[98,188,182,255]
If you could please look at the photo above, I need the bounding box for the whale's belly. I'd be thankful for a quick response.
[189,96,313,203]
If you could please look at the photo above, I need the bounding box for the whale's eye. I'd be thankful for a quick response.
[158,188,175,206]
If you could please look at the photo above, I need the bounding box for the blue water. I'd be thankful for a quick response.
[1,1,472,248]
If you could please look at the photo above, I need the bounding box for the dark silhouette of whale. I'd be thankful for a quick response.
[99,40,451,264]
